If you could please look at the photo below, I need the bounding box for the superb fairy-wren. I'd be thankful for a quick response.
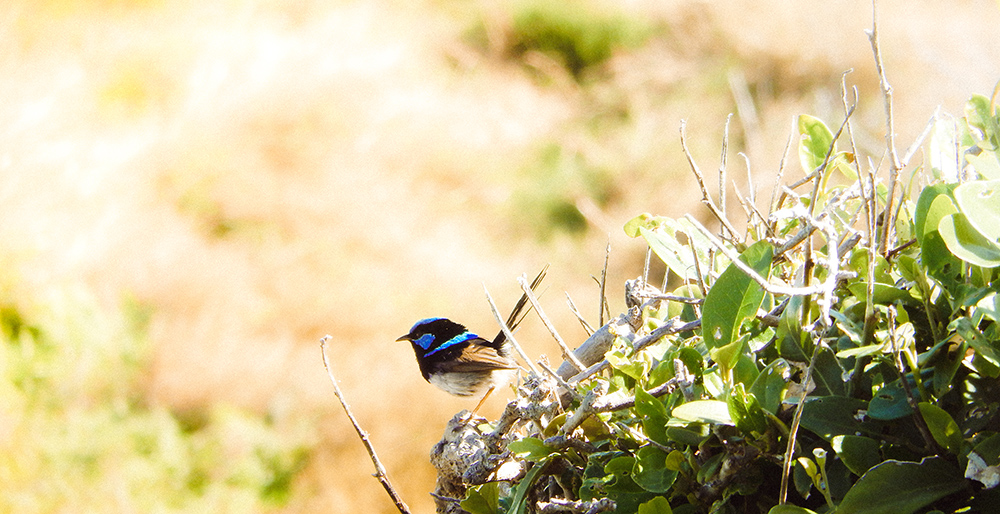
[397,266,547,414]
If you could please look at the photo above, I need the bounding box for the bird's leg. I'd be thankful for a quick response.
[470,385,496,418]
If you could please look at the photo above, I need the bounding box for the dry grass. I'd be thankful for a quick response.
[1,0,998,512]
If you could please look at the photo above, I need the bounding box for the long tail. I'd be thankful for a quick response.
[492,264,549,347]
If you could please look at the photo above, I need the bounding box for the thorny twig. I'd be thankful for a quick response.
[779,336,822,506]
[681,120,742,242]
[565,292,596,335]
[484,284,540,376]
[320,337,412,514]
[519,275,587,372]
[868,0,901,257]
[686,215,855,298]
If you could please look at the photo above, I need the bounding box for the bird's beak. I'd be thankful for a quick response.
[396,334,411,342]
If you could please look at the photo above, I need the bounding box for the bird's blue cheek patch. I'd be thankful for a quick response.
[424,331,479,357]
[413,333,437,350]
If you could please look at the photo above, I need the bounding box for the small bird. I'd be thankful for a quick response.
[397,266,548,414]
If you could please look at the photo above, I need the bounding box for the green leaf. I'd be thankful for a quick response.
[939,212,1000,267]
[749,359,790,414]
[798,114,835,174]
[846,282,917,305]
[702,240,772,350]
[918,402,962,454]
[767,506,817,514]
[637,496,673,514]
[799,396,883,440]
[509,458,548,514]
[676,347,703,378]
[508,437,554,462]
[831,435,881,476]
[665,424,709,446]
[966,93,1000,150]
[633,446,678,493]
[777,311,811,363]
[671,400,733,426]
[639,225,690,279]
[914,184,963,279]
[955,179,1000,241]
[955,316,1000,366]
[868,382,913,420]
[461,482,502,514]
[836,457,966,514]
[605,456,657,512]
[628,216,713,280]
[811,345,846,397]
[967,152,1000,180]
[635,388,670,446]
[727,383,768,436]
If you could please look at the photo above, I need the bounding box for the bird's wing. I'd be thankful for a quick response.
[442,343,518,373]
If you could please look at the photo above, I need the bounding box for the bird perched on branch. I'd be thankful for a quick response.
[397,266,548,415]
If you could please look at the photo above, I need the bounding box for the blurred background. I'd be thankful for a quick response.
[1,0,998,512]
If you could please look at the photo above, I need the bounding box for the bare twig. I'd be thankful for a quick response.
[680,120,741,241]
[685,215,851,297]
[719,114,732,231]
[867,0,901,256]
[600,239,611,326]
[630,292,704,305]
[560,376,681,435]
[768,131,794,219]
[484,284,540,376]
[565,292,596,335]
[320,337,412,514]
[567,320,701,384]
[779,338,821,505]
[519,275,586,372]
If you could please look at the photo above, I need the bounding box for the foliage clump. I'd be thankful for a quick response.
[435,88,1000,514]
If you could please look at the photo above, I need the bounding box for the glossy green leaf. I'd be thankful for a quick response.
[676,347,703,378]
[799,396,883,440]
[914,184,963,279]
[966,93,1000,150]
[846,282,917,305]
[635,388,670,446]
[702,240,772,350]
[665,424,709,446]
[777,294,810,361]
[798,114,835,174]
[955,180,1000,243]
[918,402,962,454]
[831,435,881,476]
[868,383,913,420]
[749,359,790,414]
[604,456,657,513]
[836,457,966,514]
[728,383,768,436]
[967,152,1000,180]
[972,433,1000,466]
[509,457,549,514]
[508,437,554,462]
[637,496,673,514]
[671,400,733,426]
[955,316,1000,366]
[461,482,502,514]
[767,506,817,514]
[811,345,846,397]
[939,212,1000,267]
[633,446,678,493]
[639,225,689,279]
